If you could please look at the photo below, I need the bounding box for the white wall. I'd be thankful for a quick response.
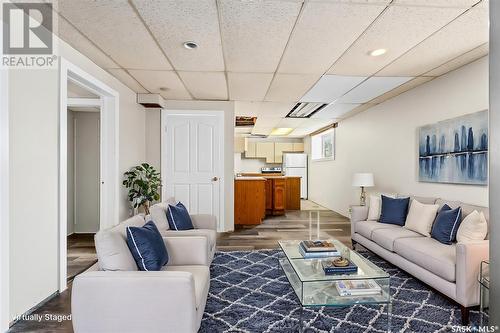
[7,37,146,320]
[308,57,489,217]
[146,101,235,232]
[234,153,281,173]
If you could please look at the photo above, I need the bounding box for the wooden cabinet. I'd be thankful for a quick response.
[234,137,245,153]
[293,142,304,152]
[245,140,256,158]
[265,178,286,215]
[285,177,301,210]
[274,142,294,163]
[256,142,275,163]
[265,179,273,212]
[234,179,266,225]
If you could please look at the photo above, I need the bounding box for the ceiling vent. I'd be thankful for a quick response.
[137,93,165,108]
[286,102,328,118]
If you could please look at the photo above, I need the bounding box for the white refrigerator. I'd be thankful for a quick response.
[283,153,308,199]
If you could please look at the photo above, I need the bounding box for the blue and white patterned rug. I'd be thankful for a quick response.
[199,250,482,332]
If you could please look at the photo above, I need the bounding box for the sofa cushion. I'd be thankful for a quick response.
[167,202,194,231]
[367,193,395,221]
[162,229,216,254]
[457,210,488,243]
[460,203,489,224]
[149,203,170,231]
[431,205,462,245]
[355,221,400,240]
[380,196,410,226]
[394,237,456,282]
[398,194,437,205]
[163,265,210,310]
[404,200,439,237]
[110,215,145,238]
[95,230,138,271]
[372,227,423,252]
[126,221,169,271]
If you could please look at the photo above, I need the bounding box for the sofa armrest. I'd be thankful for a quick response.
[456,240,489,307]
[163,236,209,266]
[190,214,217,230]
[350,206,368,238]
[72,270,198,333]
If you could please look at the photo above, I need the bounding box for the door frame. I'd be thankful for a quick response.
[161,109,225,231]
[0,67,10,332]
[59,59,119,292]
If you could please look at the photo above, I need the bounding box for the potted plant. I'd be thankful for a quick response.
[122,163,161,215]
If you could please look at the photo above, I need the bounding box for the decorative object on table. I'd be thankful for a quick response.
[335,279,382,296]
[123,163,161,215]
[322,258,358,275]
[352,173,374,206]
[166,202,194,231]
[379,195,410,226]
[418,110,488,185]
[299,240,339,258]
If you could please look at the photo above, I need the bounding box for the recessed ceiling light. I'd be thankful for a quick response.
[270,128,294,136]
[183,41,198,49]
[368,48,387,57]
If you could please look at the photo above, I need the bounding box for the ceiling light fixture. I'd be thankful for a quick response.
[368,48,387,57]
[183,41,198,49]
[270,128,294,136]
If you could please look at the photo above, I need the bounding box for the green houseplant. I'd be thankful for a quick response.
[122,163,161,215]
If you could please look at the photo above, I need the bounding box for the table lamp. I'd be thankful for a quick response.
[352,173,374,206]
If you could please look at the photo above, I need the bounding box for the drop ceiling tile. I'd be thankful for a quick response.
[258,102,297,118]
[255,117,282,128]
[251,127,273,136]
[308,0,390,3]
[265,74,321,102]
[132,0,224,71]
[218,0,301,72]
[178,72,227,100]
[128,70,191,100]
[57,16,118,69]
[368,76,434,104]
[377,6,488,76]
[328,5,465,76]
[228,73,273,101]
[424,43,488,76]
[276,118,307,128]
[312,103,361,119]
[107,68,149,93]
[301,75,367,103]
[393,0,479,8]
[338,76,413,103]
[58,0,171,70]
[288,128,311,137]
[278,2,385,74]
[235,101,262,116]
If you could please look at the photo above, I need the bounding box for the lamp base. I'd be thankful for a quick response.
[360,186,366,206]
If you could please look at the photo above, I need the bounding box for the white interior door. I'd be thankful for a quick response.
[162,111,223,224]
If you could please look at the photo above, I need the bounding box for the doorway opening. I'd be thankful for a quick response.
[66,81,101,281]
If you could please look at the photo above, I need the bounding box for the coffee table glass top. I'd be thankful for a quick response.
[278,239,389,282]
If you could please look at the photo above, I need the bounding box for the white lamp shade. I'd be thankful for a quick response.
[352,173,374,187]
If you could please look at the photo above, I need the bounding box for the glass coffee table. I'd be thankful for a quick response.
[278,239,392,332]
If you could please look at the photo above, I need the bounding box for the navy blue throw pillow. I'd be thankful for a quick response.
[379,195,410,226]
[167,202,194,231]
[126,221,168,271]
[431,204,462,245]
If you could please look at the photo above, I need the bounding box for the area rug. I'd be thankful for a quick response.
[199,250,482,332]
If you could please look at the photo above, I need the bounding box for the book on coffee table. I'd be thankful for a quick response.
[298,246,339,259]
[321,259,358,275]
[335,280,382,297]
[300,240,337,252]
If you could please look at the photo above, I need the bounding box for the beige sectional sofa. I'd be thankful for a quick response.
[350,195,489,324]
[72,201,217,333]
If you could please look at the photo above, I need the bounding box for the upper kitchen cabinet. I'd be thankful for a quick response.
[256,142,275,163]
[245,140,257,158]
[274,142,293,164]
[293,142,304,152]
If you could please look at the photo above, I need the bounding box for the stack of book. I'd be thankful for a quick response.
[335,280,382,297]
[321,259,358,275]
[298,240,339,258]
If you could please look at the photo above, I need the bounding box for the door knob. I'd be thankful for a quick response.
[212,176,219,181]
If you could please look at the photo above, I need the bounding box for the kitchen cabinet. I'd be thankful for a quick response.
[265,178,286,215]
[245,140,256,158]
[234,137,245,153]
[274,142,294,164]
[256,142,275,163]
[234,178,266,225]
[285,177,301,210]
[293,142,304,152]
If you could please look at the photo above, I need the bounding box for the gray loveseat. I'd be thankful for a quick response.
[350,195,489,324]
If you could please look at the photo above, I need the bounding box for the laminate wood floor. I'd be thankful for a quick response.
[67,234,97,282]
[8,201,350,332]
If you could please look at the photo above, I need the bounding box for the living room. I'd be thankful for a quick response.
[1,0,499,332]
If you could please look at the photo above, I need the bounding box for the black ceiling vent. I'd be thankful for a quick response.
[285,102,328,118]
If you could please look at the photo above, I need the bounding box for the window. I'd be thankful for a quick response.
[311,128,335,161]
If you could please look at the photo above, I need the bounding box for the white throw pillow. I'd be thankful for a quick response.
[367,193,395,221]
[457,210,488,242]
[404,200,439,236]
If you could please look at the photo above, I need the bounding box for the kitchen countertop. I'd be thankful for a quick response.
[234,176,266,180]
[235,175,301,180]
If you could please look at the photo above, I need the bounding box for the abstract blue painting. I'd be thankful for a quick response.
[418,110,488,185]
